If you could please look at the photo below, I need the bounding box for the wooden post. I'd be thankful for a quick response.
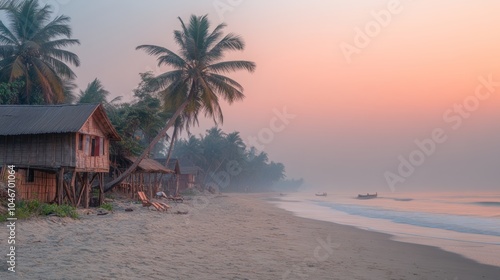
[70,171,77,205]
[175,174,179,196]
[84,173,90,209]
[63,181,75,206]
[57,168,64,205]
[98,173,104,206]
[153,173,157,194]
[148,174,153,198]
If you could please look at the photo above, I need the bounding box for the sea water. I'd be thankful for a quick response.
[272,192,500,267]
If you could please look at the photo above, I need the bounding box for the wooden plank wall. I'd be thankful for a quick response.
[76,114,110,172]
[16,169,57,203]
[0,134,75,168]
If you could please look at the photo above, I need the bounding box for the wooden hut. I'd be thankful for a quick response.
[0,104,120,207]
[111,156,173,199]
[155,158,202,195]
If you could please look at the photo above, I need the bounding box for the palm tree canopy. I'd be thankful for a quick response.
[136,14,256,126]
[78,78,110,104]
[0,0,80,104]
[104,15,255,192]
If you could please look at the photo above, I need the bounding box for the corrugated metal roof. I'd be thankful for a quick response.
[0,104,120,140]
[125,156,174,174]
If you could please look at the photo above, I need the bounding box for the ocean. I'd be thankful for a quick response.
[272,192,500,267]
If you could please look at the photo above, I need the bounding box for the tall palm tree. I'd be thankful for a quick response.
[104,14,255,192]
[164,113,184,167]
[0,0,80,104]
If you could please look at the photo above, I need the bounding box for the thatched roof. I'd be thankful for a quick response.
[0,104,120,140]
[124,156,174,174]
[155,158,202,175]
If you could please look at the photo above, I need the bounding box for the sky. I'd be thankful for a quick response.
[30,0,500,192]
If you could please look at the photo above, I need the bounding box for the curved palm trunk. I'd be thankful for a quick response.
[104,100,189,192]
[165,123,178,167]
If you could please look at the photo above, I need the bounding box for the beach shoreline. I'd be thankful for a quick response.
[1,193,499,279]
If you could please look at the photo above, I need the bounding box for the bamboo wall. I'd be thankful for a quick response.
[115,173,163,199]
[0,134,75,168]
[16,169,57,203]
[75,114,110,172]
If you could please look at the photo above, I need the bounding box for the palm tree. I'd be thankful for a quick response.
[77,78,110,104]
[0,0,80,104]
[164,114,184,167]
[62,78,77,104]
[77,78,122,110]
[104,14,255,192]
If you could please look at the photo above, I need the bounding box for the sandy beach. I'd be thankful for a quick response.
[2,193,499,280]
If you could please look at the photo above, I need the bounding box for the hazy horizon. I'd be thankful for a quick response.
[7,0,499,193]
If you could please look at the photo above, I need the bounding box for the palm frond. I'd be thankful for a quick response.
[42,47,80,66]
[32,15,72,41]
[42,55,77,78]
[206,60,256,73]
[0,20,18,44]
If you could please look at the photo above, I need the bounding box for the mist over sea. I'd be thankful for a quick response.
[273,192,500,267]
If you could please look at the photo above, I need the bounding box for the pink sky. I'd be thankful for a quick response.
[57,0,500,192]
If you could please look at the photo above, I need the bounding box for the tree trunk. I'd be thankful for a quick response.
[104,100,189,192]
[165,123,178,167]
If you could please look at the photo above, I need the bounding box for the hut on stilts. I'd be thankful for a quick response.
[0,104,120,208]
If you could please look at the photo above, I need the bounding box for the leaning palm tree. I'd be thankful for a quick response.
[164,111,184,167]
[0,0,80,104]
[104,14,255,192]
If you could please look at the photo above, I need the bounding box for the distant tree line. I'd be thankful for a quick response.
[172,127,303,192]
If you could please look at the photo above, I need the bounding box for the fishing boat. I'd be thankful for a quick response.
[315,192,327,197]
[357,193,377,199]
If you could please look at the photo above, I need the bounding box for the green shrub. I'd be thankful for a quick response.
[0,200,79,221]
[100,203,113,211]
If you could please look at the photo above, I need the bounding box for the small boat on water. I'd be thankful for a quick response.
[315,192,327,197]
[357,193,377,199]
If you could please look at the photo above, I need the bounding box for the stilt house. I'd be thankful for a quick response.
[0,104,120,207]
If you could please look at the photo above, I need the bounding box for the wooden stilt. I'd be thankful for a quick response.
[84,173,90,209]
[175,174,179,196]
[57,168,64,205]
[70,171,77,205]
[63,181,75,205]
[99,173,104,206]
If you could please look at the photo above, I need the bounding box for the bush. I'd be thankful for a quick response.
[0,200,79,221]
[100,203,113,211]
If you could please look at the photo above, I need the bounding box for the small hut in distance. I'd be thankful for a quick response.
[155,158,202,195]
[0,104,120,207]
[110,156,174,199]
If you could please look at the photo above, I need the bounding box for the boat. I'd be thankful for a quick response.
[357,193,377,199]
[315,192,327,197]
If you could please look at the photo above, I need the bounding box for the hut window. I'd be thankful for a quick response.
[100,137,105,155]
[26,169,35,183]
[91,138,96,156]
[85,135,90,155]
[90,136,102,157]
[78,134,83,150]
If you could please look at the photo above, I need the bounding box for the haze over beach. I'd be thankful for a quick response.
[55,0,500,192]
